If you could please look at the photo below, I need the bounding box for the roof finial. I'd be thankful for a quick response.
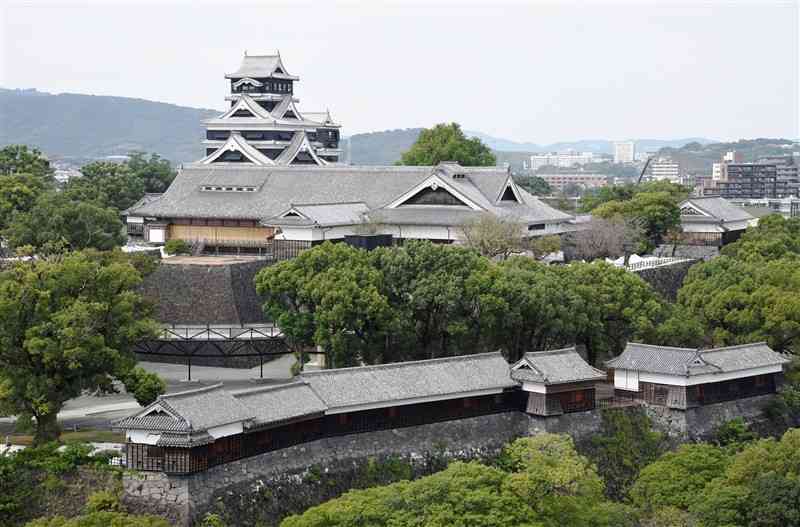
[244,49,248,57]
[276,48,281,57]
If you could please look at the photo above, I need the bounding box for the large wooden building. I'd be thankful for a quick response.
[606,342,789,409]
[676,196,756,247]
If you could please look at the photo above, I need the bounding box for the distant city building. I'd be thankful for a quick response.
[635,150,657,162]
[706,152,798,199]
[727,197,800,218]
[539,173,608,192]
[649,158,682,183]
[613,141,635,164]
[53,168,82,184]
[530,151,598,170]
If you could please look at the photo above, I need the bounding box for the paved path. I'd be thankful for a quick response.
[0,355,296,434]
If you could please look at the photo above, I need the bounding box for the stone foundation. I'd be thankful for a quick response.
[121,397,776,526]
[644,394,776,440]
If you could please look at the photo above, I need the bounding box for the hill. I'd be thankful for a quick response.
[0,88,217,163]
[655,139,799,173]
[0,87,730,168]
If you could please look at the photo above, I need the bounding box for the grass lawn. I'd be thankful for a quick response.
[5,429,125,446]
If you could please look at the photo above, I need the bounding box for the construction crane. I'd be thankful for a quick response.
[637,156,655,185]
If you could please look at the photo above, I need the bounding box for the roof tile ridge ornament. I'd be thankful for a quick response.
[701,341,770,352]
[231,379,310,397]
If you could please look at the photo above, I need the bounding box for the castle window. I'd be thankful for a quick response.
[528,223,546,231]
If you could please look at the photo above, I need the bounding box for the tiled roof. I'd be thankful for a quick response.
[680,197,754,223]
[114,384,254,433]
[605,342,789,376]
[233,382,327,427]
[511,347,606,385]
[225,54,299,80]
[130,163,573,226]
[300,351,515,411]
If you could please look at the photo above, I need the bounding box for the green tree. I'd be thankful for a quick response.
[567,262,667,365]
[629,444,730,515]
[370,241,490,361]
[0,252,158,443]
[514,175,552,196]
[120,366,166,407]
[24,511,170,527]
[399,123,496,166]
[68,162,145,211]
[0,145,54,181]
[0,173,51,230]
[585,409,666,501]
[691,428,800,527]
[458,213,526,259]
[468,258,581,362]
[594,191,681,248]
[4,192,125,253]
[281,434,633,527]
[126,152,176,193]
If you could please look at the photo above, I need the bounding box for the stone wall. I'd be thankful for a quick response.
[139,260,273,325]
[528,408,605,438]
[633,259,697,301]
[122,471,189,526]
[644,394,776,440]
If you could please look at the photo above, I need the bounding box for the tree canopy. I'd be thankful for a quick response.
[0,251,160,443]
[670,215,800,354]
[4,192,125,253]
[256,241,664,366]
[399,123,496,167]
[281,434,634,527]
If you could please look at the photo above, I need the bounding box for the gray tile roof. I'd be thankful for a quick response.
[232,382,328,428]
[299,351,516,411]
[511,347,606,385]
[680,197,754,223]
[114,384,254,433]
[225,54,299,80]
[130,163,573,227]
[605,342,789,376]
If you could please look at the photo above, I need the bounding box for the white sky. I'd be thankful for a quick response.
[1,0,798,143]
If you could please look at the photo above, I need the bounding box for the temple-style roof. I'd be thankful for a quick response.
[199,133,276,166]
[511,347,606,385]
[128,163,573,227]
[232,382,327,429]
[113,384,254,432]
[679,197,754,224]
[265,202,370,227]
[274,130,329,165]
[299,351,515,412]
[226,53,299,80]
[606,342,789,377]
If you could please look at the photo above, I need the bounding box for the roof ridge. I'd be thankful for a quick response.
[231,381,309,397]
[700,341,770,353]
[293,201,367,207]
[626,342,696,352]
[524,346,577,357]
[159,382,226,400]
[301,351,506,376]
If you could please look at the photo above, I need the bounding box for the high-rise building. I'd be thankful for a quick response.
[529,151,598,170]
[201,52,341,166]
[649,158,681,183]
[613,141,635,164]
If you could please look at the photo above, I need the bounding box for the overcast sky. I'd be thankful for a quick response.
[1,0,798,144]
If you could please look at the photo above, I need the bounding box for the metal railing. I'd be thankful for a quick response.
[625,257,692,272]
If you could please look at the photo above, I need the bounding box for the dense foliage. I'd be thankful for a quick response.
[281,434,634,527]
[672,215,800,354]
[0,251,159,442]
[399,123,496,167]
[0,146,174,253]
[256,241,667,366]
[67,152,175,211]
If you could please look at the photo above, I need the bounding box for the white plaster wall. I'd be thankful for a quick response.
[521,381,547,394]
[682,223,724,233]
[207,421,244,440]
[639,364,782,387]
[127,429,161,445]
[127,216,144,224]
[148,228,166,243]
[614,369,639,391]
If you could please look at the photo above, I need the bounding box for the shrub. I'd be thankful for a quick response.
[84,490,121,513]
[163,239,191,255]
[711,418,756,447]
